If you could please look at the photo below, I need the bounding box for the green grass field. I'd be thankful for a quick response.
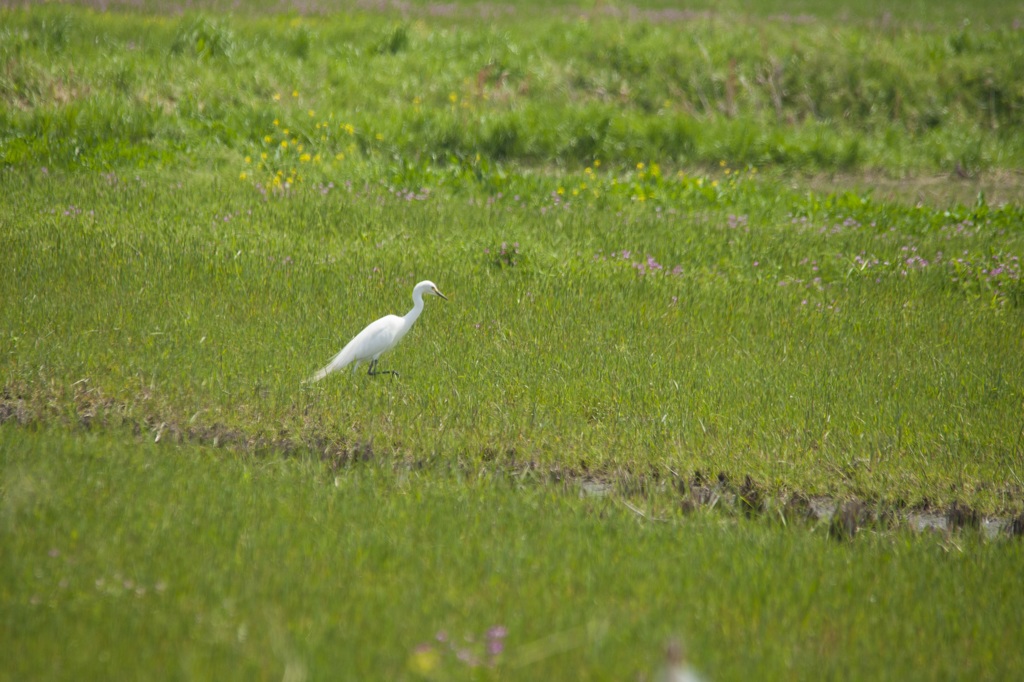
[2,1,1024,679]
[4,428,1024,680]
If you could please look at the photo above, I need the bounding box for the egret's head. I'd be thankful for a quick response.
[416,280,448,301]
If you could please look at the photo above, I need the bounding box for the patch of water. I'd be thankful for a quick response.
[579,480,612,498]
[908,512,948,533]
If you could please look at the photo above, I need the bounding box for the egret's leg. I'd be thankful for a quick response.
[367,359,399,378]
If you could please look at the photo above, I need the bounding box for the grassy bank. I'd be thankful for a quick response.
[4,427,1023,680]
[2,165,1022,513]
[2,3,1024,176]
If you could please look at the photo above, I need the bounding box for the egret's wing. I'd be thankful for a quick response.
[306,315,402,382]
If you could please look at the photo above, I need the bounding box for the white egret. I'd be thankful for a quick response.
[306,280,448,382]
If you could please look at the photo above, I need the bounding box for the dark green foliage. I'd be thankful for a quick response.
[170,15,236,60]
[2,4,1024,173]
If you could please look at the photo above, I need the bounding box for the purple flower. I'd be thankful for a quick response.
[456,648,479,666]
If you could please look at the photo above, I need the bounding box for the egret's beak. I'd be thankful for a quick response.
[433,288,449,301]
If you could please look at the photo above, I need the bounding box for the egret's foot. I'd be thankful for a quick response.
[367,360,399,378]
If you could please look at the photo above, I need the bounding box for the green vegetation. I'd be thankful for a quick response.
[4,428,1024,680]
[4,154,1023,513]
[2,2,1024,176]
[2,1,1024,678]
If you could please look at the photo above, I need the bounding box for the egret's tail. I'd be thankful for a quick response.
[304,350,353,384]
[304,365,331,384]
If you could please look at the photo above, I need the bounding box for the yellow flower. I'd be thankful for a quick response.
[297,144,304,152]
[272,93,281,102]
[260,152,267,160]
[636,162,645,170]
[719,159,727,167]
[335,152,345,160]
[299,153,311,162]
[283,128,289,135]
[264,135,272,143]
[308,109,315,117]
[244,156,251,163]
[280,140,288,148]
[313,154,321,162]
[594,159,601,167]
[375,133,384,141]
[292,90,299,98]
[413,96,421,105]
[273,118,279,126]
[343,124,355,135]
[448,92,457,103]
[557,187,564,195]
[239,172,247,180]
[408,648,440,675]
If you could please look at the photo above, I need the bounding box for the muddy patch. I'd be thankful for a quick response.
[661,469,1022,540]
[2,389,1022,539]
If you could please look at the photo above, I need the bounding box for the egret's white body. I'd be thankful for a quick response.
[307,280,447,382]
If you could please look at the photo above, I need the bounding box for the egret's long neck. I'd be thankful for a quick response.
[403,290,425,326]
